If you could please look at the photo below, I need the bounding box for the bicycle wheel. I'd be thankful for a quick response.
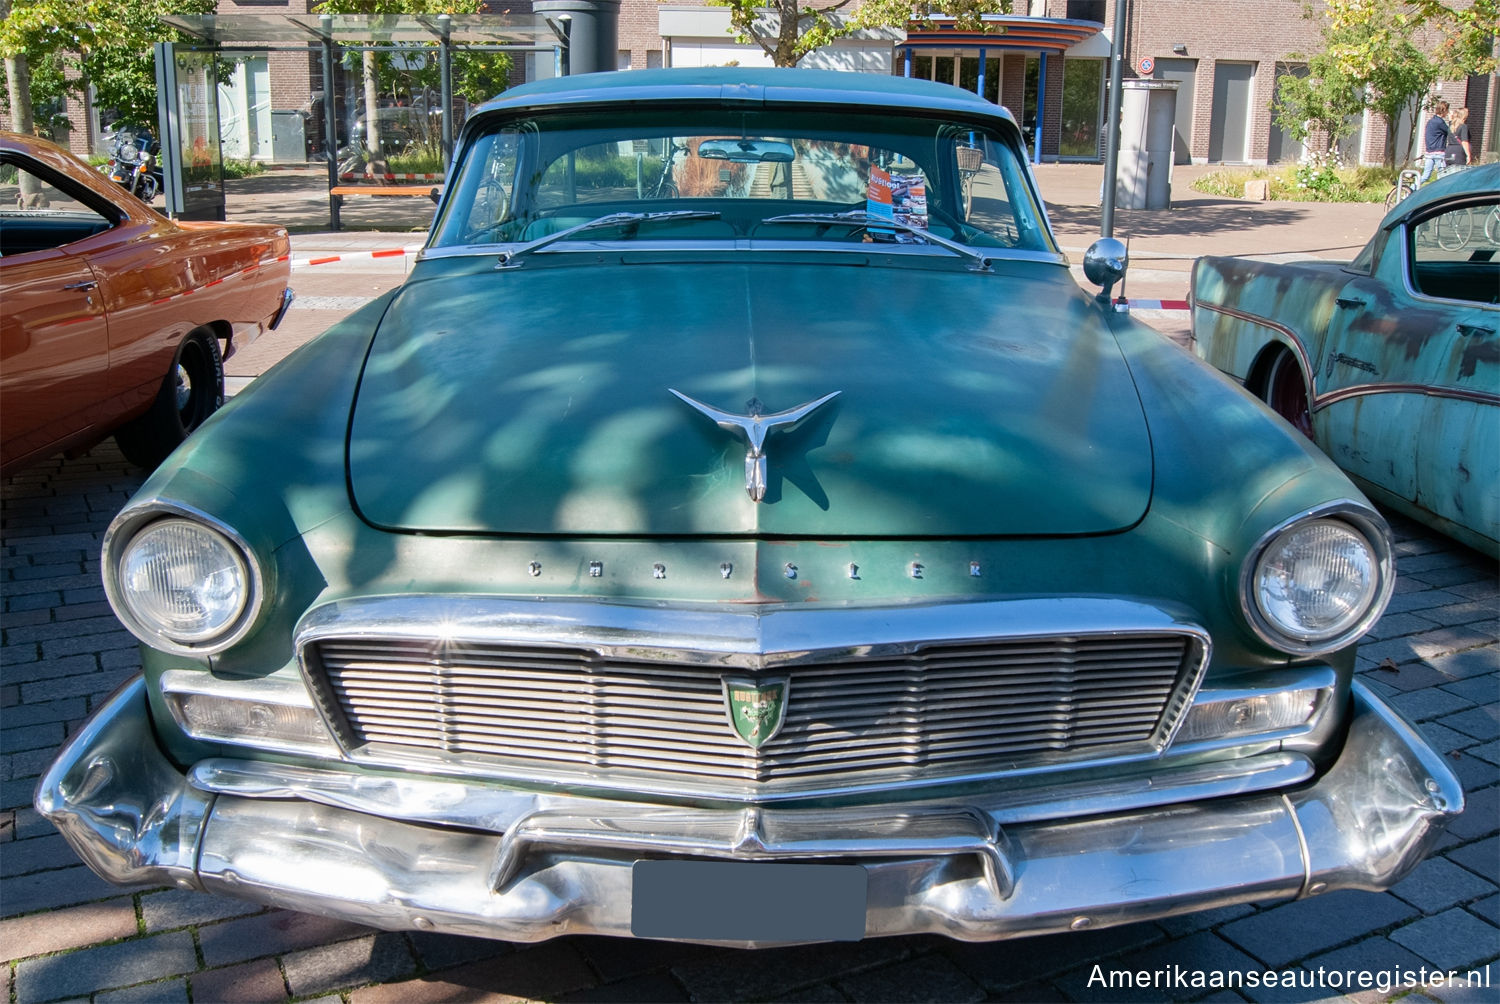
[1485,206,1500,244]
[1437,208,1473,252]
[1384,182,1413,211]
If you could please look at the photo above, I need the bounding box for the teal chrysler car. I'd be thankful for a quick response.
[38,69,1461,947]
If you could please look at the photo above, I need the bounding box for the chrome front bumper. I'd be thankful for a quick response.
[36,677,1461,947]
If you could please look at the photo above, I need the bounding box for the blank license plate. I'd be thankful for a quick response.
[631,860,867,942]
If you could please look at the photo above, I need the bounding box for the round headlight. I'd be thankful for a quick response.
[118,518,250,645]
[1251,517,1386,651]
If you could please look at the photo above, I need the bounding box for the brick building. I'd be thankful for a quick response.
[47,0,1493,165]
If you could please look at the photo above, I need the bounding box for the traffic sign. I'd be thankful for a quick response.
[1138,56,1155,75]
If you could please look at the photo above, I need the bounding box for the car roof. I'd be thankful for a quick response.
[473,67,1020,129]
[1386,162,1500,227]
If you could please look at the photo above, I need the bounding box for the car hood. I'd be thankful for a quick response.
[347,257,1152,538]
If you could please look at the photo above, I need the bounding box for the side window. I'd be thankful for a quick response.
[0,159,115,256]
[1409,200,1500,304]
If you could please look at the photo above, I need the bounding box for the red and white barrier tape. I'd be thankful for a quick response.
[338,173,445,182]
[290,246,425,269]
[1113,298,1191,312]
[148,254,290,307]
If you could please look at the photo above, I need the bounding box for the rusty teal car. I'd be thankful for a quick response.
[37,69,1460,947]
[1191,164,1499,557]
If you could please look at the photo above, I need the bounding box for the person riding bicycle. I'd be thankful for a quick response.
[1418,99,1451,185]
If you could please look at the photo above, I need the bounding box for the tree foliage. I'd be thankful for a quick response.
[707,0,1013,68]
[1275,0,1496,167]
[1,0,214,135]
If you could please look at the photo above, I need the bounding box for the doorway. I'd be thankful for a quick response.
[1209,61,1255,163]
[1153,57,1196,165]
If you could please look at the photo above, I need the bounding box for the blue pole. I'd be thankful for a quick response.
[1035,51,1047,165]
[904,47,912,78]
[977,47,987,99]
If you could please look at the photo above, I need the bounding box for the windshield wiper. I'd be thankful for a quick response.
[757,210,992,271]
[495,210,722,269]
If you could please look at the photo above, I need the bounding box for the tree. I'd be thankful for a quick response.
[708,0,1014,69]
[1,0,214,138]
[1275,0,1495,167]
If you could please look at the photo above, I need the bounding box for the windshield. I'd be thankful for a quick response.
[430,106,1056,256]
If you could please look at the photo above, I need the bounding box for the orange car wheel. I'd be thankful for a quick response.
[115,330,224,469]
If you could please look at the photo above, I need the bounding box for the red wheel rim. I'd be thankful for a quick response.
[1267,354,1313,438]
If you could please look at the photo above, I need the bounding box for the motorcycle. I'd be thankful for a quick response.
[104,128,163,202]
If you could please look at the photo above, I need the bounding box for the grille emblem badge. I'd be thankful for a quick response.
[669,388,840,502]
[722,676,789,749]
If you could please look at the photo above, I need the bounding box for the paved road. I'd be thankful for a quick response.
[2,172,1495,1002]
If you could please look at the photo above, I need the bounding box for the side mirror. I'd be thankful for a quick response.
[1083,237,1128,302]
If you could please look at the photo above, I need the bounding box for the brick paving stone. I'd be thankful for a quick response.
[282,931,419,997]
[559,972,692,1003]
[1442,784,1499,841]
[1429,961,1499,1004]
[0,723,63,754]
[5,616,131,646]
[1384,591,1468,616]
[349,940,596,1004]
[1417,720,1477,755]
[197,910,372,968]
[1471,895,1500,926]
[1441,676,1500,706]
[1391,688,1477,722]
[835,952,985,1003]
[1367,613,1442,641]
[95,978,189,1004]
[672,940,917,1002]
[1441,706,1500,742]
[1375,662,1460,693]
[13,930,196,1003]
[1300,937,1434,992]
[1389,909,1500,971]
[1447,838,1500,884]
[1,833,91,878]
[941,923,1165,991]
[1218,891,1416,968]
[571,934,712,984]
[1469,741,1500,767]
[188,959,288,1004]
[1427,647,1500,680]
[1392,857,1499,915]
[5,655,101,687]
[140,888,263,932]
[1,698,88,729]
[0,896,138,963]
[1050,931,1263,1003]
[405,932,514,972]
[1445,752,1500,792]
[20,667,135,705]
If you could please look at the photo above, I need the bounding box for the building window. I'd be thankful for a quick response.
[1065,1,1106,22]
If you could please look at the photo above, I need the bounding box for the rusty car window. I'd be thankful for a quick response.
[1409,200,1500,304]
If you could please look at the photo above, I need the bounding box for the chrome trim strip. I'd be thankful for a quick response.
[268,286,295,330]
[488,804,1015,898]
[1193,300,1500,412]
[102,501,269,658]
[187,748,1314,831]
[418,240,1070,268]
[294,596,1212,801]
[1237,501,1394,657]
[1313,382,1500,410]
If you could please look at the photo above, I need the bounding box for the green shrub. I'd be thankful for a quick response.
[1191,160,1397,203]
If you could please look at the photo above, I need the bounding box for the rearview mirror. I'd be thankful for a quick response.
[697,139,796,164]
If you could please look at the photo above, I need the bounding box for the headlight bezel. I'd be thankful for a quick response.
[103,502,268,657]
[1239,501,1393,656]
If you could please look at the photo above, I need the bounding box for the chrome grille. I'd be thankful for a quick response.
[306,631,1203,791]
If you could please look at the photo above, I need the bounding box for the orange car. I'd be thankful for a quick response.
[1,132,293,474]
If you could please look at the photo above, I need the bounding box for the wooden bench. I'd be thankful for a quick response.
[329,186,441,231]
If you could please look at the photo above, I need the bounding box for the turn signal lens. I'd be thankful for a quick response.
[1175,687,1324,745]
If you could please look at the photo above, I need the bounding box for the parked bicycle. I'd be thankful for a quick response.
[1384,158,1465,210]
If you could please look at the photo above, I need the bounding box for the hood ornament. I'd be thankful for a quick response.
[669,388,841,502]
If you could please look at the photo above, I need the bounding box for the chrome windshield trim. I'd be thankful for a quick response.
[417,240,1070,268]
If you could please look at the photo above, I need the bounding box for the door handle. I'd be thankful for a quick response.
[1334,297,1364,309]
[1457,324,1494,337]
[62,280,97,291]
